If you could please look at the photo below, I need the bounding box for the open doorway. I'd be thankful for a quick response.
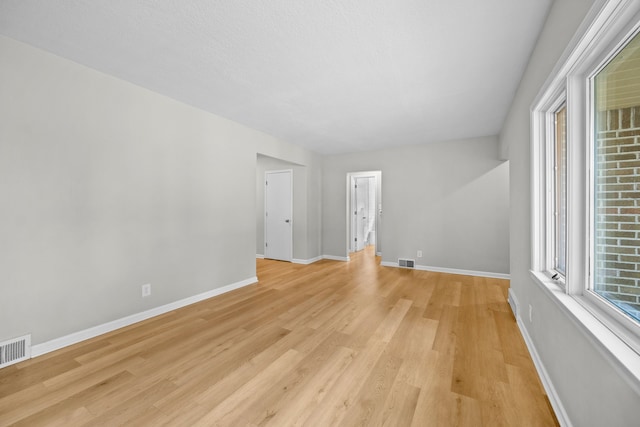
[347,171,381,257]
[256,154,304,262]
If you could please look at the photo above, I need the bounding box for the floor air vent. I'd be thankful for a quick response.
[0,335,31,369]
[398,259,415,268]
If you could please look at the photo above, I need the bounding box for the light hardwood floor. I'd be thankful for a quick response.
[0,247,558,426]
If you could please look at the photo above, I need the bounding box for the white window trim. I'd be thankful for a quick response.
[531,0,640,394]
[546,98,567,285]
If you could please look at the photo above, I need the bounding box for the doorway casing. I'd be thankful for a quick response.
[346,171,382,258]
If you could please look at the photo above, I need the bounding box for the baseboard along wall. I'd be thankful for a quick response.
[31,276,258,358]
[32,258,509,362]
[379,261,510,280]
[508,289,572,427]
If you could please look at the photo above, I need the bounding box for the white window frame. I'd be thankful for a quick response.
[531,0,640,388]
[545,98,568,285]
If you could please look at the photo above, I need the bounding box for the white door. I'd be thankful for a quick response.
[354,177,370,252]
[265,170,292,261]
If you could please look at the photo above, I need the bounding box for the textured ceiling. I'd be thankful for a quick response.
[0,0,553,154]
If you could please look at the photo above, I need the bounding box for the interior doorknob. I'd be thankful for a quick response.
[285,219,290,223]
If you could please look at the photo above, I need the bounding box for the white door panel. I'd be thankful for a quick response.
[265,170,292,261]
[355,177,369,251]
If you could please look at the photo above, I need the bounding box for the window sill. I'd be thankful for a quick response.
[529,270,640,395]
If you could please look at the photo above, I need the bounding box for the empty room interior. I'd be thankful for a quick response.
[1,0,640,426]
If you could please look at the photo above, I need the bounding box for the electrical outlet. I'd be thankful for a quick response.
[142,284,151,298]
[529,304,533,323]
[417,250,422,258]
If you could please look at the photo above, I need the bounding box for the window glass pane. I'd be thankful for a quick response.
[555,105,567,275]
[593,31,640,323]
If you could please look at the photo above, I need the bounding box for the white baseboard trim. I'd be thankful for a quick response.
[322,255,350,262]
[292,256,323,265]
[515,311,572,427]
[260,255,347,263]
[31,276,258,358]
[379,262,510,280]
[508,288,518,318]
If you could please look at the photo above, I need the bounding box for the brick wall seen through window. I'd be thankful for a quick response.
[594,105,640,321]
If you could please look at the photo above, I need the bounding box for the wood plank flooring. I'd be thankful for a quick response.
[0,247,558,426]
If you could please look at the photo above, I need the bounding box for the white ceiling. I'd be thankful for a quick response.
[0,0,553,154]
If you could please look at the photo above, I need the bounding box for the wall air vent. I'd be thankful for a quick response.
[398,259,415,268]
[0,335,31,369]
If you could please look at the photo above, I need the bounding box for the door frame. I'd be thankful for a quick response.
[264,169,293,262]
[346,171,382,257]
[351,176,372,252]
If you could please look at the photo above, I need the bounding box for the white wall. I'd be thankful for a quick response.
[323,136,510,275]
[500,0,640,425]
[0,35,321,347]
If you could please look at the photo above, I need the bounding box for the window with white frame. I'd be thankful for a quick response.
[592,31,640,324]
[553,102,568,279]
[532,0,640,356]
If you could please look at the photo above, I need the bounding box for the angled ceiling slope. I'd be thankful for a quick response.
[0,0,553,154]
